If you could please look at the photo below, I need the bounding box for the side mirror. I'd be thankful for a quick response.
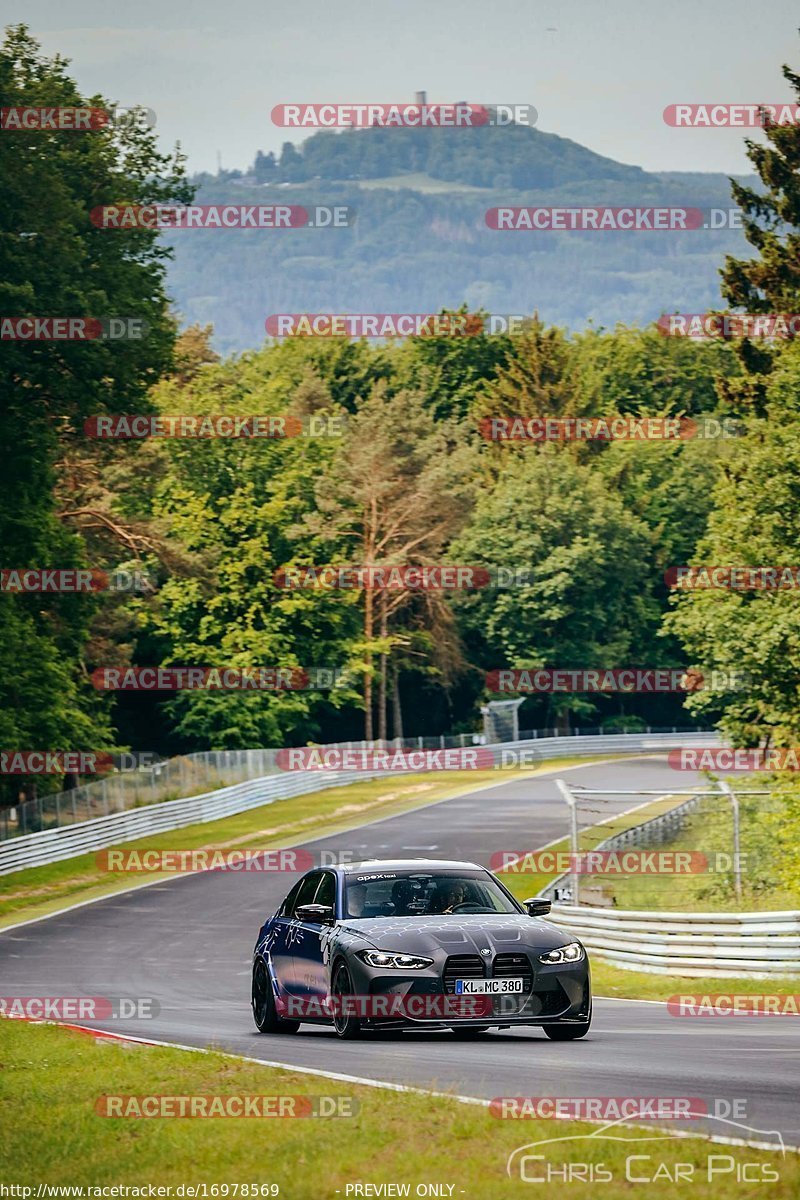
[295,903,335,925]
[524,898,551,918]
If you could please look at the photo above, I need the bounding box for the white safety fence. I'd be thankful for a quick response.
[0,730,718,876]
[549,905,800,978]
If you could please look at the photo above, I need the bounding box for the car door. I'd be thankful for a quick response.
[291,870,337,1002]
[269,872,321,999]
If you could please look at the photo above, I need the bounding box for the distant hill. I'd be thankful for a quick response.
[248,122,651,189]
[164,123,755,355]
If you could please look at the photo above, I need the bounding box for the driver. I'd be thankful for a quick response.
[429,880,467,914]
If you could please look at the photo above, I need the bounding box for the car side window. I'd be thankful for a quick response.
[278,879,303,918]
[281,873,320,918]
[313,871,336,910]
[289,872,322,916]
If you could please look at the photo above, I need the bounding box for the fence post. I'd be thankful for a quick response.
[556,778,580,904]
[716,778,742,903]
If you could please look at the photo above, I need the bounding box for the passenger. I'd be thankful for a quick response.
[347,883,368,917]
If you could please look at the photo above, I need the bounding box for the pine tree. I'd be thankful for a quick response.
[718,61,800,416]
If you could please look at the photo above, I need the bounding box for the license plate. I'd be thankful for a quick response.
[454,977,524,995]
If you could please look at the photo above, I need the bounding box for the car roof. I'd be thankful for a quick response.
[340,858,485,874]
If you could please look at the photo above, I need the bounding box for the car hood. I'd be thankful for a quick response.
[335,913,574,956]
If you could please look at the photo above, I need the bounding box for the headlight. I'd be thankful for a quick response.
[539,942,584,965]
[357,950,434,969]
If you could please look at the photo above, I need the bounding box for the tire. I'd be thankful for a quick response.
[331,960,363,1039]
[543,1001,592,1041]
[252,959,300,1034]
[450,1026,492,1038]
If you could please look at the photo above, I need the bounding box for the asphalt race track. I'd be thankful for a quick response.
[1,756,798,1148]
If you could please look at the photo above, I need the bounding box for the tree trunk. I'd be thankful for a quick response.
[364,588,374,740]
[378,593,388,743]
[556,705,571,735]
[391,663,404,742]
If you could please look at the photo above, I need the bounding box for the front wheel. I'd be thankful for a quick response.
[543,1002,592,1041]
[252,959,300,1034]
[331,961,362,1039]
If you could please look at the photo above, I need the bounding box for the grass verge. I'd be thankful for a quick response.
[0,1020,795,1197]
[498,793,684,902]
[593,789,796,912]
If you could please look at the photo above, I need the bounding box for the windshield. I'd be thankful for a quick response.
[343,871,522,918]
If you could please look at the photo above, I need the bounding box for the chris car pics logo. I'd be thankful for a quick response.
[506,1114,784,1184]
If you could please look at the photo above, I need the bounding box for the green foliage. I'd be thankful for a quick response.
[666,346,800,745]
[132,355,363,749]
[718,60,800,417]
[0,25,191,798]
[451,447,659,723]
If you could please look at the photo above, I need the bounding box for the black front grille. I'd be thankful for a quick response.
[443,954,486,993]
[493,952,533,992]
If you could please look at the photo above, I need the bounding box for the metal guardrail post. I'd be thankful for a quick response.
[556,778,580,904]
[717,777,742,903]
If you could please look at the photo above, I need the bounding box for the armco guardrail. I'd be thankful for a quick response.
[0,768,367,876]
[0,730,718,876]
[1,724,708,839]
[549,905,800,978]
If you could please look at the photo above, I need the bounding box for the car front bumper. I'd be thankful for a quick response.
[346,956,591,1028]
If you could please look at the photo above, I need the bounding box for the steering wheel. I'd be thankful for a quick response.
[450,902,493,913]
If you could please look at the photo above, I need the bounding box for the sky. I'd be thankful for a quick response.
[12,0,800,176]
